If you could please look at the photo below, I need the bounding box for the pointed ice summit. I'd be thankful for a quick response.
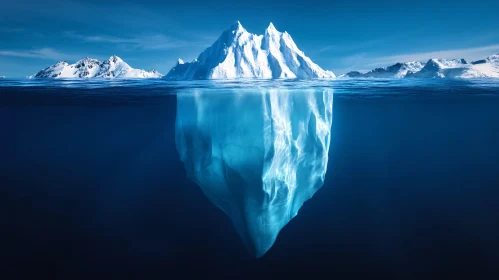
[29,55,163,78]
[167,21,335,79]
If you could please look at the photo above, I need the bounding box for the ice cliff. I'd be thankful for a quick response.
[175,87,333,257]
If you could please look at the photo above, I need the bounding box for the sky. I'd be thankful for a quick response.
[1,0,499,77]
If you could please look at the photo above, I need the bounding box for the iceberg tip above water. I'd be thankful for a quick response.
[166,21,335,80]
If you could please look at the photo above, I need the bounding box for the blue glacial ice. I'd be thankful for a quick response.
[175,87,333,257]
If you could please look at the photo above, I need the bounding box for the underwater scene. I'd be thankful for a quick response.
[2,79,499,278]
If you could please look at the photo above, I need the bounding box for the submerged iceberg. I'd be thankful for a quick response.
[175,86,333,257]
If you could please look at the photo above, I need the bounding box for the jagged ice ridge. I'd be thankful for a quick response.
[167,22,335,79]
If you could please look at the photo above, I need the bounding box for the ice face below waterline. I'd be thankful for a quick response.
[175,88,333,257]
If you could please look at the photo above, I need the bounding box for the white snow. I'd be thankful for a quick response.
[341,61,425,78]
[342,53,499,79]
[166,21,335,79]
[465,53,499,78]
[407,56,499,78]
[398,61,426,78]
[29,55,163,79]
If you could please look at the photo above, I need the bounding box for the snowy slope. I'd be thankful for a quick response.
[406,54,499,78]
[406,59,470,78]
[340,53,499,79]
[166,21,335,79]
[29,55,163,78]
[465,53,499,78]
[341,61,425,78]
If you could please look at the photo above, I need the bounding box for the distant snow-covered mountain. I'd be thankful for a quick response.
[166,21,335,79]
[341,61,425,78]
[341,53,499,79]
[469,53,499,78]
[406,55,499,78]
[29,55,163,79]
[405,59,469,78]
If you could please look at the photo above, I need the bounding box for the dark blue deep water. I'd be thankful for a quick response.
[1,79,499,279]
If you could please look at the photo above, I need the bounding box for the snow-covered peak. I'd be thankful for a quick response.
[389,61,427,77]
[166,21,335,79]
[427,58,467,69]
[29,55,163,79]
[405,61,425,69]
[55,61,69,66]
[341,53,499,79]
[405,55,498,78]
[102,55,129,67]
[177,58,185,65]
[77,57,92,62]
[230,21,247,35]
[266,22,279,35]
[75,57,99,65]
[487,53,499,64]
[107,55,124,64]
[341,61,426,78]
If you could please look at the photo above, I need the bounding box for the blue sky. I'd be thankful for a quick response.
[1,0,499,77]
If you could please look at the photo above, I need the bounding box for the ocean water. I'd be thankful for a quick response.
[1,79,499,279]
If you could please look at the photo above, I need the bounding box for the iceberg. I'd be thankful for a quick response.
[175,86,333,257]
[166,21,335,79]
